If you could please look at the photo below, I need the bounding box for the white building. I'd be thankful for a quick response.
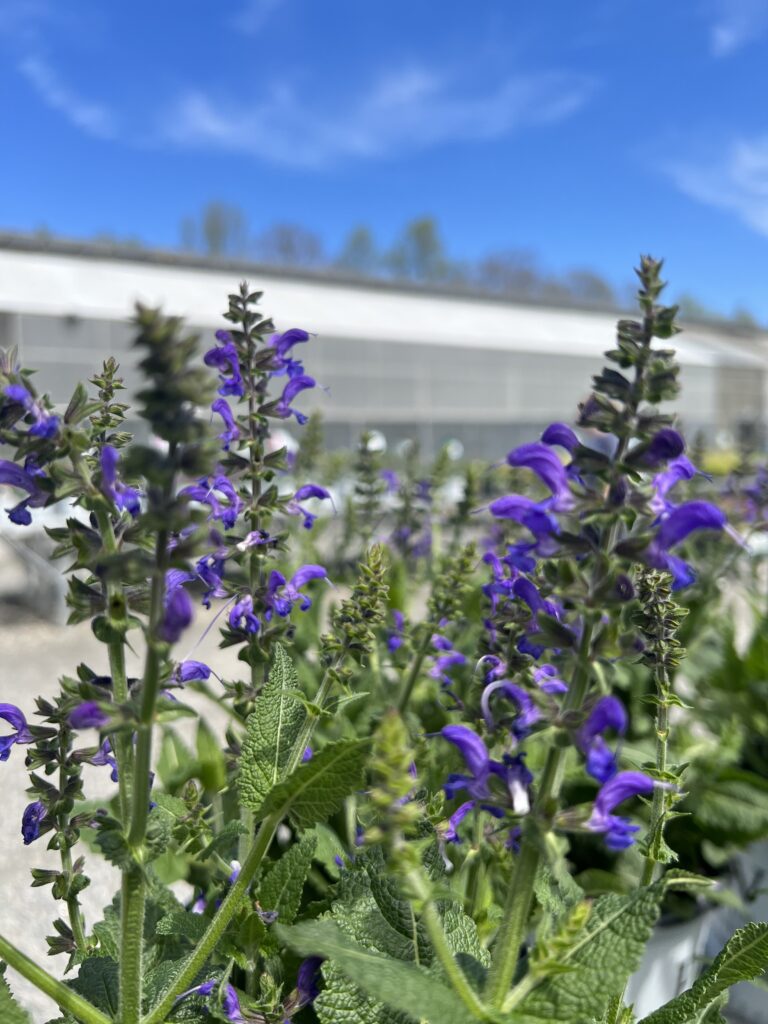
[0,233,766,456]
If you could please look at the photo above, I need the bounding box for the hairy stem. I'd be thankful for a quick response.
[396,630,432,714]
[0,933,111,1024]
[641,664,671,886]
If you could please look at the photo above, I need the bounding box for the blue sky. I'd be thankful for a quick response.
[1,0,768,317]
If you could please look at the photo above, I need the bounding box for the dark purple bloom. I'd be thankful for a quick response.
[646,500,726,588]
[204,332,244,397]
[480,680,540,738]
[428,636,467,691]
[506,442,574,511]
[265,564,327,618]
[181,474,243,530]
[505,541,538,573]
[302,746,313,762]
[533,663,568,694]
[445,800,475,843]
[174,660,212,684]
[441,725,492,799]
[386,609,405,653]
[174,977,217,1004]
[69,701,110,730]
[21,801,46,845]
[228,594,260,634]
[381,468,399,493]
[271,327,310,370]
[211,398,240,450]
[86,739,119,782]
[296,956,324,1007]
[541,422,579,453]
[4,384,59,438]
[575,693,628,784]
[588,770,655,850]
[489,495,559,538]
[651,455,698,514]
[276,374,316,425]
[287,484,333,529]
[195,553,226,607]
[160,575,194,643]
[0,458,48,525]
[0,703,33,760]
[637,428,685,467]
[100,446,141,517]
[222,984,246,1023]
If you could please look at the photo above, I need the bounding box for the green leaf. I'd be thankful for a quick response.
[70,957,119,1017]
[315,963,408,1024]
[196,720,227,792]
[690,773,768,845]
[259,833,317,925]
[238,644,306,815]
[517,884,663,1022]
[258,739,369,829]
[638,923,768,1024]
[0,965,32,1024]
[277,920,474,1024]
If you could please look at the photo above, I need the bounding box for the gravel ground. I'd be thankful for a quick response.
[0,577,241,1023]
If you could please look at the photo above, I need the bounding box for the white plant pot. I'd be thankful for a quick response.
[624,911,715,1017]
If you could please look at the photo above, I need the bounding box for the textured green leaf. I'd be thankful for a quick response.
[0,965,32,1024]
[518,884,663,1022]
[277,920,474,1024]
[315,963,411,1024]
[156,911,209,944]
[238,644,306,815]
[638,923,768,1024]
[70,957,119,1016]
[258,739,369,828]
[692,774,768,844]
[259,833,317,925]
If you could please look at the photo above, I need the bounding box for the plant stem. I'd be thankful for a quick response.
[641,664,671,886]
[93,508,133,819]
[485,621,595,1008]
[405,869,495,1023]
[120,456,175,1024]
[396,630,432,714]
[0,933,111,1024]
[142,658,342,1023]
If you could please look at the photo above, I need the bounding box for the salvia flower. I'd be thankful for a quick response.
[506,442,575,511]
[99,446,140,517]
[173,660,212,684]
[204,331,244,397]
[444,800,475,843]
[69,701,110,730]
[0,458,48,525]
[276,374,316,425]
[634,428,685,467]
[86,738,119,782]
[0,703,33,760]
[180,475,243,530]
[4,384,59,438]
[211,398,240,450]
[441,725,493,800]
[295,956,324,1007]
[533,663,568,694]
[541,421,579,453]
[160,573,194,643]
[265,564,328,619]
[587,770,655,850]
[228,594,261,634]
[286,484,333,529]
[21,801,46,845]
[428,635,467,695]
[386,609,405,653]
[480,680,540,738]
[650,455,698,515]
[222,984,246,1023]
[488,495,559,539]
[646,500,727,588]
[577,695,628,783]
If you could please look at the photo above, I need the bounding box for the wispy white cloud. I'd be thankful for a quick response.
[229,0,286,35]
[19,55,115,138]
[666,137,768,236]
[708,0,768,57]
[160,66,595,168]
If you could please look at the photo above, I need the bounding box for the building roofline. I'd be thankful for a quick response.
[0,229,763,338]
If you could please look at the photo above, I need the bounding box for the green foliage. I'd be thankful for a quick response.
[517,885,663,1021]
[259,832,317,924]
[278,920,476,1024]
[639,923,768,1024]
[238,644,306,816]
[258,739,370,828]
[0,966,32,1024]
